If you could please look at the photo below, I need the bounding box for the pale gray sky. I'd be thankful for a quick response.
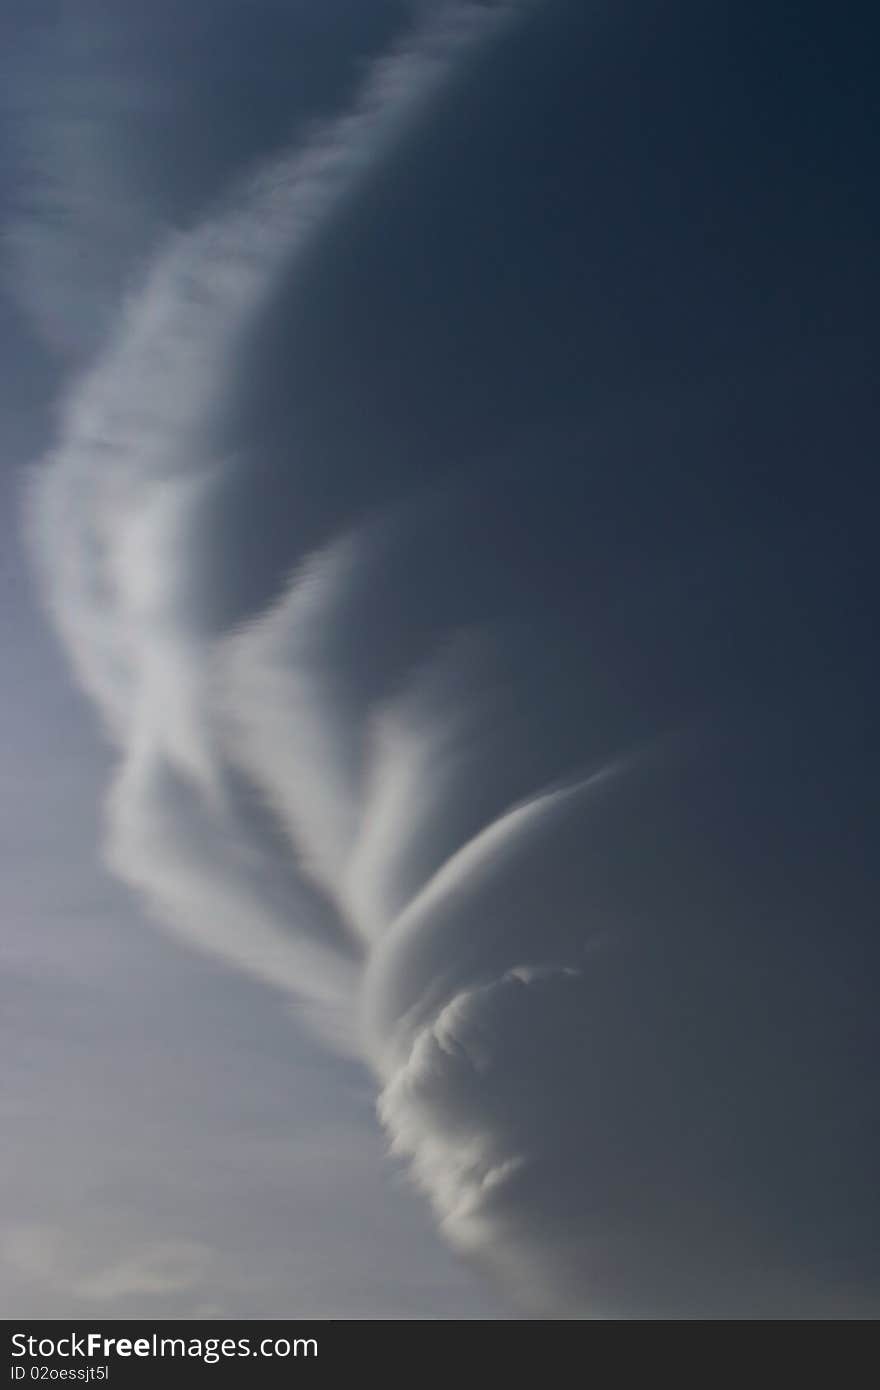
[0,492,504,1317]
[3,0,878,1320]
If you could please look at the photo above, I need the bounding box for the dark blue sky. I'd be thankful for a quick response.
[3,0,878,1317]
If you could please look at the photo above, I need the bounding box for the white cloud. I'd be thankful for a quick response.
[23,0,880,1321]
[27,2,526,1038]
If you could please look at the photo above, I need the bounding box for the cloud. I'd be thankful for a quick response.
[26,0,529,1046]
[1,1223,210,1304]
[2,0,412,355]
[74,1242,212,1302]
[24,0,880,1318]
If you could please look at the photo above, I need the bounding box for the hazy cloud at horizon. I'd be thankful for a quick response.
[4,0,878,1317]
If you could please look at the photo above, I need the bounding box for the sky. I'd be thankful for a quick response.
[1,0,878,1319]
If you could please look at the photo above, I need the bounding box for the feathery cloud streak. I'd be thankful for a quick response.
[26,0,880,1316]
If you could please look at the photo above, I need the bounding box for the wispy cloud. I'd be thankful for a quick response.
[23,0,880,1320]
[27,1,528,1046]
